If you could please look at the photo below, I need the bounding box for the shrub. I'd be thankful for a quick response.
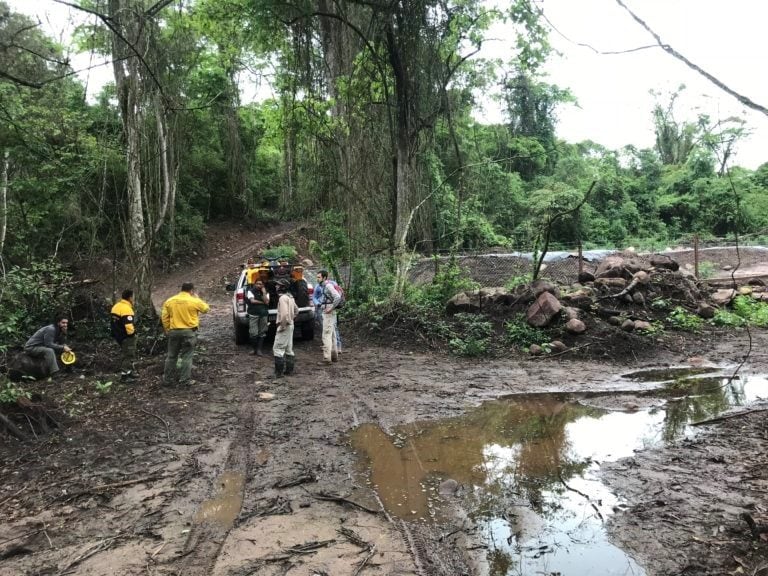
[666,306,703,331]
[0,380,32,404]
[504,315,548,348]
[263,244,298,260]
[0,260,73,352]
[447,313,493,357]
[420,257,479,307]
[711,309,747,327]
[731,295,768,327]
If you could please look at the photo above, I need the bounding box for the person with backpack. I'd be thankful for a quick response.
[316,270,341,364]
[312,275,343,353]
[111,289,138,380]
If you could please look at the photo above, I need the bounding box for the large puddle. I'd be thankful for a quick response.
[350,368,767,575]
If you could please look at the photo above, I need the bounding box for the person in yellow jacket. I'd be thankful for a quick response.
[161,282,210,387]
[111,289,138,380]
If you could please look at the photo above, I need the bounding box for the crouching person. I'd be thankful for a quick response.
[272,279,298,377]
[24,315,73,379]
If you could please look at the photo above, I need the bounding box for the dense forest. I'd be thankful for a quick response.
[1,0,767,339]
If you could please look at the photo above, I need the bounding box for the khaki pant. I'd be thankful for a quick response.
[119,336,137,373]
[322,310,338,361]
[248,314,268,339]
[164,329,197,385]
[272,324,294,358]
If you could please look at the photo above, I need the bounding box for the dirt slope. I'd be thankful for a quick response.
[1,224,767,576]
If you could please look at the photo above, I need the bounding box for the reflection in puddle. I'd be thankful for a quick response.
[622,366,719,382]
[350,371,767,575]
[194,471,245,527]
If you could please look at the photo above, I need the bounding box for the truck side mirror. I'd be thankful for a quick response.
[225,283,236,292]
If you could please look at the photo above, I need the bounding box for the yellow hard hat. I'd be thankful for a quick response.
[61,351,76,365]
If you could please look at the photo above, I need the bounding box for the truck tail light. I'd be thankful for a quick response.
[235,291,245,311]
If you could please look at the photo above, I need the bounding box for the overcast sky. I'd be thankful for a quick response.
[496,0,768,169]
[10,0,768,169]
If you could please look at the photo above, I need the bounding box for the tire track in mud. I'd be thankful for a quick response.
[175,403,255,575]
[340,370,466,576]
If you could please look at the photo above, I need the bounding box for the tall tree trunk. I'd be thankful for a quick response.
[0,149,7,257]
[109,0,151,308]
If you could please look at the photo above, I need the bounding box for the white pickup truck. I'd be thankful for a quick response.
[226,258,315,344]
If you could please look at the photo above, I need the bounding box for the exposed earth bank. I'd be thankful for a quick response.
[1,224,767,576]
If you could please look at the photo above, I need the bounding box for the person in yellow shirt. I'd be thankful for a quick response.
[161,282,210,387]
[111,289,138,380]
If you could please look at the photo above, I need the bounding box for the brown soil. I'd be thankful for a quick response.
[1,224,767,576]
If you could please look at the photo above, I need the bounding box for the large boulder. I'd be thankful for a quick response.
[7,352,51,382]
[561,288,594,307]
[526,292,562,327]
[531,279,560,299]
[446,292,481,314]
[712,289,736,306]
[565,318,586,334]
[479,287,514,306]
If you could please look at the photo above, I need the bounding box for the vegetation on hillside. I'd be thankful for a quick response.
[0,0,766,343]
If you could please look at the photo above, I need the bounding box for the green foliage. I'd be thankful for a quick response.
[309,211,351,282]
[711,309,746,328]
[730,295,768,327]
[666,306,703,331]
[263,244,298,260]
[447,313,493,357]
[0,261,73,351]
[94,380,113,395]
[419,258,480,307]
[0,380,32,404]
[697,261,716,279]
[650,298,671,310]
[504,315,548,348]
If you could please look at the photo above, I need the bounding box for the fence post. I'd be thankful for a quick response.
[694,234,699,278]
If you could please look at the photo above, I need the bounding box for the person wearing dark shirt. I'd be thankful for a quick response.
[24,315,72,378]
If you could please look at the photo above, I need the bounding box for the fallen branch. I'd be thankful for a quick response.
[352,544,377,576]
[60,474,168,502]
[273,470,317,489]
[0,485,27,508]
[740,513,768,540]
[690,408,768,427]
[0,411,31,441]
[311,491,381,515]
[56,535,122,575]
[338,526,372,550]
[140,408,171,441]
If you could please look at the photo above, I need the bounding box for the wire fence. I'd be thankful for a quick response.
[407,236,768,288]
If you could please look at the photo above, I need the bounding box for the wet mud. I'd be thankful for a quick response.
[1,225,767,575]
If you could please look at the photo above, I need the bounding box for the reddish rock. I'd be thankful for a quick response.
[526,292,563,328]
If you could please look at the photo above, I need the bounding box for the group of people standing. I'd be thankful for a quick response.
[22,266,343,385]
[244,267,343,377]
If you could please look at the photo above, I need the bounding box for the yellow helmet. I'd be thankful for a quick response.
[60,351,76,365]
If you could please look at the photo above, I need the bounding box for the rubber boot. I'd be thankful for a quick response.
[252,336,264,356]
[284,355,295,376]
[274,356,285,378]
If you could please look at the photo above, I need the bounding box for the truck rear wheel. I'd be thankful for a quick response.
[234,316,249,345]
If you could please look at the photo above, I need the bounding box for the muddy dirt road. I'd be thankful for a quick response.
[1,225,767,575]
